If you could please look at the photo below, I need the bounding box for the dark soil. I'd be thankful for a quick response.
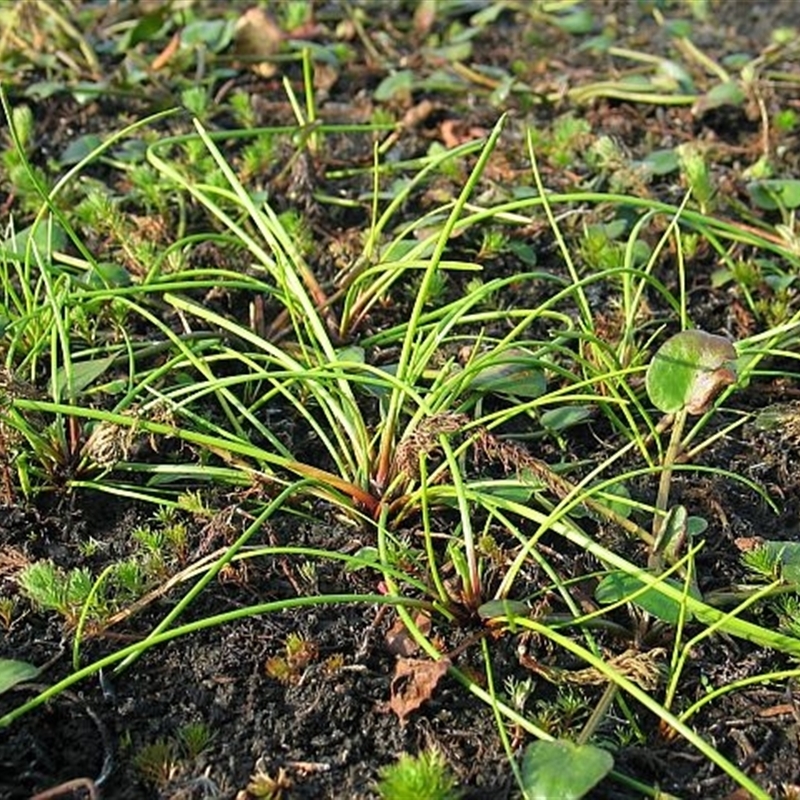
[2,2,800,799]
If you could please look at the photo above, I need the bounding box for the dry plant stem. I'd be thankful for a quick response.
[652,410,686,542]
[523,454,656,548]
[30,778,98,800]
[102,548,232,628]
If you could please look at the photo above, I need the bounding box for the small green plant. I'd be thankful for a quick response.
[135,721,214,788]
[534,687,591,736]
[0,597,16,629]
[774,595,800,639]
[177,721,215,760]
[264,632,318,685]
[476,228,509,260]
[678,142,715,213]
[645,329,739,555]
[1,104,50,214]
[17,561,96,624]
[376,749,461,800]
[134,738,179,787]
[528,112,592,168]
[246,765,292,799]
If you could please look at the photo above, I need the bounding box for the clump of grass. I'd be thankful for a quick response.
[0,38,799,800]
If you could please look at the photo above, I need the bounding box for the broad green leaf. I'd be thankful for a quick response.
[181,19,235,53]
[375,70,415,101]
[758,541,800,584]
[687,516,708,536]
[3,222,67,260]
[0,658,40,695]
[477,599,529,620]
[645,330,737,414]
[693,81,745,115]
[59,133,104,166]
[24,81,63,100]
[470,481,537,503]
[424,41,474,62]
[754,402,800,432]
[655,504,688,558]
[553,7,595,35]
[117,7,169,51]
[336,345,365,364]
[595,571,699,624]
[643,149,680,176]
[657,59,694,92]
[51,354,118,399]
[508,240,537,266]
[747,179,800,211]
[346,546,380,571]
[521,739,613,800]
[82,262,134,289]
[540,406,593,432]
[595,482,632,520]
[664,19,693,37]
[470,350,546,398]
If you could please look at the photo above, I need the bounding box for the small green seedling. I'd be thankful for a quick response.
[377,749,461,800]
[645,329,738,559]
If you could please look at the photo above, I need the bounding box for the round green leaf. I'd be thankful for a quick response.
[645,330,737,414]
[521,739,613,800]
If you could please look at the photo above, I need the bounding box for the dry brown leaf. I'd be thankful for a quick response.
[234,7,283,77]
[384,612,431,657]
[413,0,438,38]
[389,656,450,724]
[151,32,180,71]
[439,119,488,148]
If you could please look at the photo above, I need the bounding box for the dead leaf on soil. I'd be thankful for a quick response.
[439,119,488,148]
[389,655,451,724]
[413,0,438,38]
[151,32,180,71]
[384,611,431,657]
[234,7,284,77]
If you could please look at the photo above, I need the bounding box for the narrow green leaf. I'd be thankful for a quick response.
[51,354,118,398]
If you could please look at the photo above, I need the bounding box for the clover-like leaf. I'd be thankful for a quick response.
[645,330,737,415]
[521,739,613,800]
